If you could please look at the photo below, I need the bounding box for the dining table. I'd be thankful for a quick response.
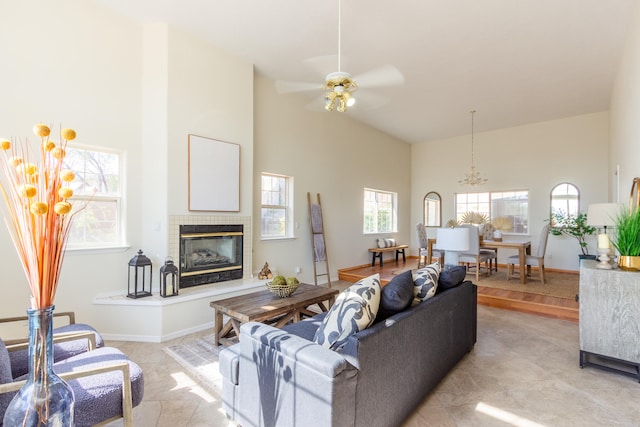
[427,237,532,284]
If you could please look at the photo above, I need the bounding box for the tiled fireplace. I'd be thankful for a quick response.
[168,215,252,287]
[179,224,243,288]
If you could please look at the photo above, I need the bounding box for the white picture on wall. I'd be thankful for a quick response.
[188,134,240,212]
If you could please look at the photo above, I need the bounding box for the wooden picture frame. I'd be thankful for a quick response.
[188,134,240,212]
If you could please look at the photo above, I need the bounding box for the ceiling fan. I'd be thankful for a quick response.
[275,0,404,112]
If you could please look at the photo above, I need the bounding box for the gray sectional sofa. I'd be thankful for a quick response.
[219,278,477,427]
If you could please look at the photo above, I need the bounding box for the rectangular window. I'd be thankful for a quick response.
[261,173,294,239]
[363,188,398,234]
[456,190,529,234]
[64,145,124,249]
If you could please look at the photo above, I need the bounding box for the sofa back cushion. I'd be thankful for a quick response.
[313,274,381,350]
[375,269,414,322]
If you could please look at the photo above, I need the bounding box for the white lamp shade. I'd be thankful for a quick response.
[587,203,623,227]
[435,227,470,252]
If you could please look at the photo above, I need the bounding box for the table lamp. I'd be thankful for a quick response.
[435,227,470,270]
[587,203,622,269]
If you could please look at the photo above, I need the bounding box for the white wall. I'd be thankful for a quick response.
[252,74,412,283]
[610,2,640,203]
[411,112,610,271]
[0,1,255,340]
[0,0,144,324]
[166,27,254,218]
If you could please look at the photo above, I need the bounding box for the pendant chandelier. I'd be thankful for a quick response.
[459,110,488,187]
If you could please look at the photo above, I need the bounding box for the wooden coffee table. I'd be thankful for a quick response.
[210,283,339,346]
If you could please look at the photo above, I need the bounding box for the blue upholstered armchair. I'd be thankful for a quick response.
[0,327,144,426]
[0,311,105,379]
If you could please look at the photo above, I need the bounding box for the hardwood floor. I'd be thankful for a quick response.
[337,259,579,323]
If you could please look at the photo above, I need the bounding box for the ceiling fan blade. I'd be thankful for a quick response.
[350,91,390,110]
[275,80,322,94]
[353,65,405,89]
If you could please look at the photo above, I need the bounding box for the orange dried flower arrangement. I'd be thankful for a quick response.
[0,124,85,309]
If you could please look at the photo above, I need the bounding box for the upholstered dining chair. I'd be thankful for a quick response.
[0,312,105,379]
[0,337,144,427]
[417,223,442,268]
[507,224,550,284]
[458,224,496,282]
[479,223,499,272]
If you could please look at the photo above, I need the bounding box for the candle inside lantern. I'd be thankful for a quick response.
[597,233,610,249]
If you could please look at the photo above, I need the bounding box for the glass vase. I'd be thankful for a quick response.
[3,305,75,426]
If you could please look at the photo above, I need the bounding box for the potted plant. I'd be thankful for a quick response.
[549,211,597,258]
[611,207,640,271]
[489,216,513,241]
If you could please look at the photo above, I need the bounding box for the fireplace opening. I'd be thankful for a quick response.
[179,224,243,288]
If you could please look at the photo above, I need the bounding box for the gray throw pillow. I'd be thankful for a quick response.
[438,266,467,292]
[376,269,414,321]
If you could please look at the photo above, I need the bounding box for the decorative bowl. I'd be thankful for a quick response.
[266,280,299,298]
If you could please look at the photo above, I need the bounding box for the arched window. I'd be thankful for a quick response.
[423,192,441,227]
[550,183,580,217]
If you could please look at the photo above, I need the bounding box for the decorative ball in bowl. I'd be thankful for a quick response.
[267,276,300,298]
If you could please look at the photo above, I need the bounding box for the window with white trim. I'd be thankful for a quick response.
[550,182,579,217]
[363,188,398,234]
[64,145,124,249]
[455,190,529,234]
[261,172,294,239]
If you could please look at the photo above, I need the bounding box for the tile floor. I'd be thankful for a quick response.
[106,305,640,427]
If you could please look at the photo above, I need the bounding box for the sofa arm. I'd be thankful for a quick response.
[234,322,357,427]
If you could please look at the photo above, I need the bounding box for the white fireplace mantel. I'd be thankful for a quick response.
[91,214,256,342]
[93,277,266,342]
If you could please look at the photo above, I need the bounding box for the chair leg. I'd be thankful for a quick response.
[539,262,546,284]
[475,260,480,282]
[507,263,512,280]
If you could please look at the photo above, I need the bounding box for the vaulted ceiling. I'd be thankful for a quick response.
[95,0,635,143]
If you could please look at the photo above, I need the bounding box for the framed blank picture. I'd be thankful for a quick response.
[188,134,240,211]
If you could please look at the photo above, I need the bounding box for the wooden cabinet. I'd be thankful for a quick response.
[579,260,640,381]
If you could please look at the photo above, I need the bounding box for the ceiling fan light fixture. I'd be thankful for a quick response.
[337,97,347,112]
[323,72,357,112]
[324,92,337,111]
[346,93,356,107]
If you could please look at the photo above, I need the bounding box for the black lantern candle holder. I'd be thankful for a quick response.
[160,257,179,298]
[128,249,152,299]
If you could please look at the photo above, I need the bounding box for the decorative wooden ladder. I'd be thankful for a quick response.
[307,192,332,288]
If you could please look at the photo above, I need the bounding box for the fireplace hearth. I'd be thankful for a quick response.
[179,224,243,288]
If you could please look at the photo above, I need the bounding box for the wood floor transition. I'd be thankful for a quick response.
[337,258,579,323]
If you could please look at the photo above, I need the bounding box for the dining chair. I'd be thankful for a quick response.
[416,223,442,268]
[480,224,499,272]
[458,224,496,282]
[507,224,550,284]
